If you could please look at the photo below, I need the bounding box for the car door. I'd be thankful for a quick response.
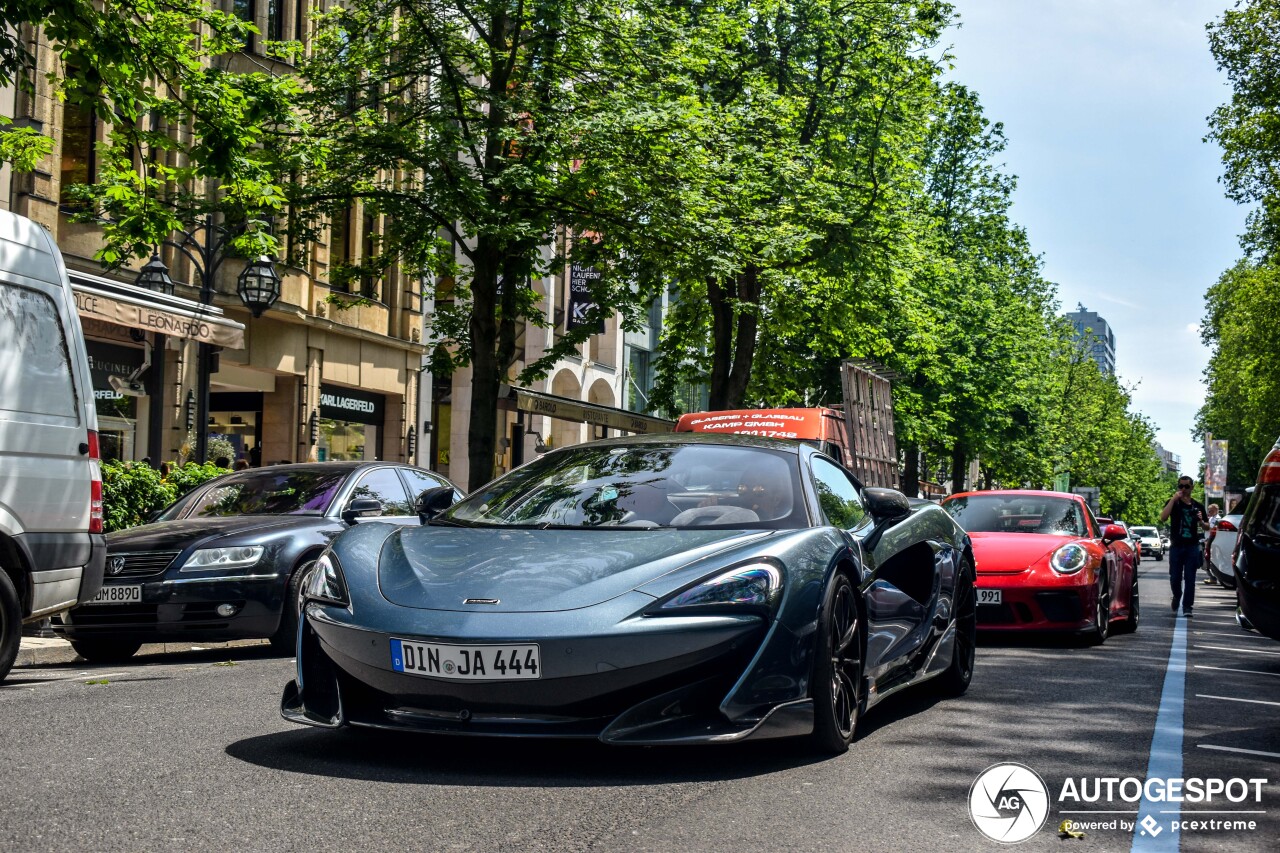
[809,457,931,682]
[344,466,420,527]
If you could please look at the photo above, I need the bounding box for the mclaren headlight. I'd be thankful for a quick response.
[1050,543,1089,574]
[179,546,264,572]
[305,552,349,606]
[654,562,783,615]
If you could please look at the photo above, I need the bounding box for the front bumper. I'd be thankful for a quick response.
[55,573,285,642]
[976,571,1098,632]
[280,599,809,745]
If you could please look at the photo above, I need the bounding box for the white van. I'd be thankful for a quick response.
[0,210,106,680]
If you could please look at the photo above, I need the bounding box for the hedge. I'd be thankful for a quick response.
[100,461,227,533]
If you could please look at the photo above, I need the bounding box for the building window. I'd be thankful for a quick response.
[329,203,352,291]
[59,97,96,207]
[266,0,284,41]
[360,209,380,300]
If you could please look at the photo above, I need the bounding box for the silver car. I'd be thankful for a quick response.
[1130,525,1164,561]
[1207,490,1252,589]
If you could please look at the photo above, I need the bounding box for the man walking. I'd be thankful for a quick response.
[1160,476,1207,617]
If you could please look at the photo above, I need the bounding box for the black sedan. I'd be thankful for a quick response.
[282,434,976,753]
[1237,435,1280,641]
[56,462,460,662]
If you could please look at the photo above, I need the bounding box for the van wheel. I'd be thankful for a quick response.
[69,638,141,663]
[0,570,22,681]
[270,560,316,654]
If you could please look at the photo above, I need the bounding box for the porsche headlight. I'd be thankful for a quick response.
[657,563,783,614]
[179,546,265,572]
[1050,543,1088,574]
[305,552,349,606]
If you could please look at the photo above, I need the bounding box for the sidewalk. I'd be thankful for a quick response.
[15,635,272,667]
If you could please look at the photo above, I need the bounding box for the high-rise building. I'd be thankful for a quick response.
[1065,304,1116,374]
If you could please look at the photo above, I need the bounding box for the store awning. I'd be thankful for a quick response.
[511,387,674,434]
[69,270,245,349]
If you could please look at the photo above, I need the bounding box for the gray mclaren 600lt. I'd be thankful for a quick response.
[281,433,977,753]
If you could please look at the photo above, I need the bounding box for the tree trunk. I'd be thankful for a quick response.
[901,443,920,497]
[724,265,759,408]
[949,446,968,494]
[707,275,733,409]
[467,245,501,491]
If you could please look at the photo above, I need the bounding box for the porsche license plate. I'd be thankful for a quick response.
[391,639,541,680]
[976,588,1002,605]
[85,584,142,605]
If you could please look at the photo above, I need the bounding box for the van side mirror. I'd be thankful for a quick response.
[415,485,457,522]
[342,497,384,524]
[864,487,911,524]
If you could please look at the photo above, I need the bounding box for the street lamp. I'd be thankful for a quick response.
[135,219,281,463]
[135,253,175,295]
[237,255,282,318]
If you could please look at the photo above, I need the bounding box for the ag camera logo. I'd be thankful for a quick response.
[969,763,1051,843]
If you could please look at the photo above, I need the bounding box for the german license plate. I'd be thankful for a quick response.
[390,639,541,680]
[977,588,1002,605]
[85,584,142,605]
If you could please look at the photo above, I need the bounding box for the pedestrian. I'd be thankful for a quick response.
[1159,476,1207,618]
[141,456,153,469]
[214,456,231,469]
[233,458,249,470]
[1202,504,1221,585]
[159,462,172,478]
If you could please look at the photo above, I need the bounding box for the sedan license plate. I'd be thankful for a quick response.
[977,588,1002,605]
[391,639,540,681]
[85,584,142,605]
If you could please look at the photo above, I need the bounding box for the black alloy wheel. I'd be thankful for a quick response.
[270,559,317,654]
[934,557,977,695]
[69,637,142,663]
[1086,574,1111,646]
[811,572,863,755]
[0,569,22,681]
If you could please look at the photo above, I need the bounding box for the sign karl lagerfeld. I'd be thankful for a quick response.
[567,262,605,334]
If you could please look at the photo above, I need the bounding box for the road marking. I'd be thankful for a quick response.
[1132,615,1187,853]
[1199,745,1280,761]
[1193,630,1275,640]
[1195,694,1280,707]
[1196,644,1280,656]
[1194,664,1280,678]
[12,671,127,686]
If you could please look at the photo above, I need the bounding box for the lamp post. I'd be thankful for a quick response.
[133,219,280,463]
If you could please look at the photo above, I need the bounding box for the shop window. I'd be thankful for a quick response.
[59,96,96,207]
[349,467,412,516]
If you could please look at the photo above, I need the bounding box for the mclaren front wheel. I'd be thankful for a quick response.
[810,572,863,755]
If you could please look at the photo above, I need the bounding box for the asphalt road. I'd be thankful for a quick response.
[1,566,1277,853]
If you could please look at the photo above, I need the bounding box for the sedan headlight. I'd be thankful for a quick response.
[655,562,783,614]
[179,546,265,572]
[1050,543,1088,574]
[305,552,349,606]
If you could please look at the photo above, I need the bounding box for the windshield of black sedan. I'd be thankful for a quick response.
[944,494,1086,536]
[168,469,348,518]
[445,443,806,528]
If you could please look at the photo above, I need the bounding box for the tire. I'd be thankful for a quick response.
[69,637,142,663]
[810,572,863,755]
[933,557,976,696]
[1115,574,1140,634]
[0,570,22,682]
[270,559,316,654]
[1085,574,1111,646]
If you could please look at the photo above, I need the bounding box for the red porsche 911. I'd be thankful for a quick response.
[941,490,1138,643]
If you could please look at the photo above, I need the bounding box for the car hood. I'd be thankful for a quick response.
[377,527,773,613]
[106,516,320,550]
[969,532,1075,572]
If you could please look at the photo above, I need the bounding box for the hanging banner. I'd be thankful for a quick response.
[1205,437,1228,498]
[567,261,605,334]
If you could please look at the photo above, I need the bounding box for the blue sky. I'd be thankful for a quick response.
[943,0,1248,476]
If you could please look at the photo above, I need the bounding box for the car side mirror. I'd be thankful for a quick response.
[1101,523,1126,542]
[864,487,911,524]
[415,485,457,522]
[342,497,384,524]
